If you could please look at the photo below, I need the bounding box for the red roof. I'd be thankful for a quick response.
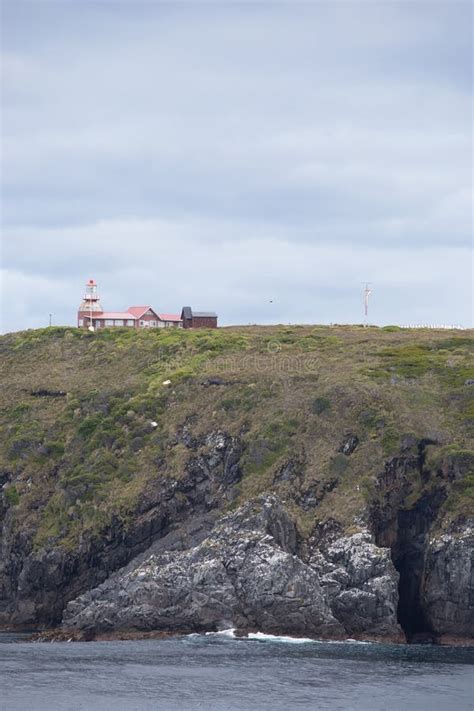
[97,312,136,320]
[157,313,182,322]
[127,306,154,319]
[79,305,182,322]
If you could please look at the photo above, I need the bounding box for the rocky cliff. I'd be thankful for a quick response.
[0,325,472,642]
[63,496,345,637]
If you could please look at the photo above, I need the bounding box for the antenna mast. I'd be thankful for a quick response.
[363,283,372,327]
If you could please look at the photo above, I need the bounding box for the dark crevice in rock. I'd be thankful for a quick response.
[389,491,445,643]
[370,440,446,643]
[29,389,67,398]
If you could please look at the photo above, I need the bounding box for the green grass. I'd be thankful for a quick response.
[329,453,350,476]
[4,486,20,507]
[0,324,472,549]
[311,397,331,415]
[366,339,473,385]
[242,417,300,476]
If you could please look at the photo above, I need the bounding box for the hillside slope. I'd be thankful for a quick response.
[0,325,473,642]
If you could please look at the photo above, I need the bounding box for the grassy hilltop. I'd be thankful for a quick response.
[0,324,473,551]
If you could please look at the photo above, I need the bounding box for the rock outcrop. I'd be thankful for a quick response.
[307,525,402,638]
[0,429,243,626]
[368,445,474,642]
[7,440,473,642]
[1,325,472,644]
[62,496,408,640]
[63,497,344,637]
[423,523,474,639]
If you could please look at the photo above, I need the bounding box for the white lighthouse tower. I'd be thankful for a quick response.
[77,278,103,330]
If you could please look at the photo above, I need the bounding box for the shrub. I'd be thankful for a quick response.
[4,485,20,506]
[460,400,474,423]
[329,454,349,476]
[378,344,444,378]
[89,418,124,449]
[10,403,31,418]
[78,415,102,438]
[244,439,276,473]
[130,436,144,452]
[45,441,65,457]
[222,397,241,412]
[311,397,330,415]
[430,337,473,351]
[60,460,114,503]
[243,418,299,475]
[359,408,379,428]
[8,436,36,460]
[381,429,399,455]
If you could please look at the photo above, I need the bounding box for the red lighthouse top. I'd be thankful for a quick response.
[79,278,102,312]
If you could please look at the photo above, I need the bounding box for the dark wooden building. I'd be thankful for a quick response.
[181,306,218,329]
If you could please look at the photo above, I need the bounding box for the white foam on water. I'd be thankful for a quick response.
[246,632,315,644]
[188,629,376,645]
[204,628,236,639]
[244,634,376,646]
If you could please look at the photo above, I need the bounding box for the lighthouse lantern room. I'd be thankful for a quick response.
[78,279,103,330]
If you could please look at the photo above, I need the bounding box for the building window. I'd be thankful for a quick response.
[105,319,114,326]
[78,319,83,327]
[114,320,124,326]
[127,320,135,326]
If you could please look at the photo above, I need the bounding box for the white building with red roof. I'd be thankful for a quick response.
[77,280,183,330]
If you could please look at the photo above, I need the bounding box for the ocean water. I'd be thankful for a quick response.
[0,631,472,711]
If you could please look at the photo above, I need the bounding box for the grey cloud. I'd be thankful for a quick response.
[1,218,471,332]
[1,1,472,331]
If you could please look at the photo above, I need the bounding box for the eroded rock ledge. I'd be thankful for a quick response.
[63,496,403,640]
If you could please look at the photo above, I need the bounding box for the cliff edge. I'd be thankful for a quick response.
[0,325,472,642]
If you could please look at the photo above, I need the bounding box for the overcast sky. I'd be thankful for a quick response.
[1,1,472,332]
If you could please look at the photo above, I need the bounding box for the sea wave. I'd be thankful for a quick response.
[246,632,315,644]
[204,628,236,639]
[190,629,374,645]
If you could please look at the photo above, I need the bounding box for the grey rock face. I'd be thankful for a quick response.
[368,443,474,641]
[183,431,243,497]
[0,429,243,626]
[308,527,401,637]
[63,497,344,637]
[338,434,359,456]
[63,496,405,639]
[423,524,474,638]
[4,420,473,641]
